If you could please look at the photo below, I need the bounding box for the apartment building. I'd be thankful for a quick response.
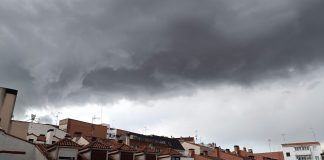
[282,142,322,160]
[59,118,108,139]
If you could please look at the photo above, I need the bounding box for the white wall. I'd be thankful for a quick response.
[0,130,47,160]
[58,147,78,159]
[181,158,194,160]
[283,144,322,160]
[181,142,201,156]
[72,136,90,146]
[28,123,66,139]
[158,156,171,160]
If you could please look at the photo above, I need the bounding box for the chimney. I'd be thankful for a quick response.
[125,134,130,145]
[243,147,247,152]
[203,150,208,156]
[189,149,195,158]
[0,88,18,132]
[234,145,241,156]
[248,149,253,153]
[215,147,220,157]
[46,129,55,144]
[225,149,230,153]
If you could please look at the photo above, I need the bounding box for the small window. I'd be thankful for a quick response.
[28,139,34,143]
[315,156,319,160]
[286,152,290,157]
[52,141,56,144]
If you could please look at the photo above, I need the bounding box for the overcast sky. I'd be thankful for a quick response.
[1,0,324,152]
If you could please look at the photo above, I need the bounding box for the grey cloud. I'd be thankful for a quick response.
[0,0,324,114]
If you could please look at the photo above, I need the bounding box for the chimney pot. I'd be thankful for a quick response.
[215,147,220,157]
[248,149,253,153]
[225,149,230,153]
[234,145,241,156]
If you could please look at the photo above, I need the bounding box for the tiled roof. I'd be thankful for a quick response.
[36,144,54,160]
[137,145,158,154]
[175,137,195,143]
[81,140,111,150]
[282,142,320,146]
[254,152,284,160]
[118,130,185,150]
[159,148,182,156]
[195,154,223,160]
[48,138,80,150]
[111,143,137,152]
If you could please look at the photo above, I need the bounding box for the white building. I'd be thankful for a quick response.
[107,127,118,139]
[27,123,67,144]
[181,141,214,157]
[282,142,322,160]
[0,128,47,160]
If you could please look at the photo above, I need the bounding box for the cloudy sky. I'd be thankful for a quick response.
[1,0,324,152]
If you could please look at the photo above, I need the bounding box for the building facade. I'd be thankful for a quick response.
[282,142,322,160]
[59,118,108,139]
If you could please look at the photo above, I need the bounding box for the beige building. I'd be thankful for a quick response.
[0,87,18,133]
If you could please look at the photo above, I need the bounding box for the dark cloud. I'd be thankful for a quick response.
[0,0,324,115]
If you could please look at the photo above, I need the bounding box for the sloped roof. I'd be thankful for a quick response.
[47,138,80,151]
[195,154,223,160]
[137,145,158,154]
[118,130,185,150]
[282,142,320,147]
[159,148,182,156]
[254,152,284,160]
[36,144,54,160]
[111,143,137,152]
[81,140,111,150]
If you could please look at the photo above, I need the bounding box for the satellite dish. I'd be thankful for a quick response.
[31,114,36,121]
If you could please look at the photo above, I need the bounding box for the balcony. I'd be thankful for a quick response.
[295,150,312,155]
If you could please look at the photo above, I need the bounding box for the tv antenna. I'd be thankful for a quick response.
[281,133,286,142]
[309,128,317,141]
[268,139,272,152]
[55,112,62,125]
[30,114,36,123]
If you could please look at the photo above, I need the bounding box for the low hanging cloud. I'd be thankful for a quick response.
[1,0,324,117]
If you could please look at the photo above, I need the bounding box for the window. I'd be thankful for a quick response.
[28,139,34,143]
[315,156,320,160]
[52,141,56,144]
[171,157,180,160]
[296,155,312,160]
[286,152,290,157]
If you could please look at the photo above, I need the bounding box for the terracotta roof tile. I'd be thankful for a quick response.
[81,141,111,150]
[56,138,80,147]
[35,144,54,160]
[159,148,182,156]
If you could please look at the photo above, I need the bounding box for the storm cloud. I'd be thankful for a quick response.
[1,0,324,150]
